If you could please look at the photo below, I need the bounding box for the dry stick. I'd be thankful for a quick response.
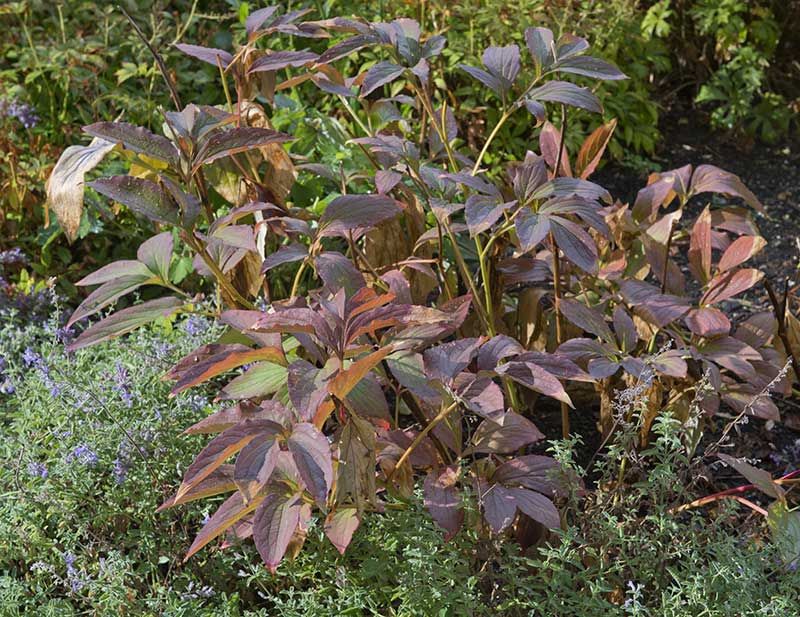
[120,6,182,111]
[765,279,800,386]
[387,400,459,482]
[552,104,570,439]
[660,220,676,294]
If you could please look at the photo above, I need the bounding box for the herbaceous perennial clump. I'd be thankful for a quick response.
[47,5,797,575]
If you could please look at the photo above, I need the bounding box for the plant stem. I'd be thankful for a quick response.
[387,400,459,482]
[184,233,255,309]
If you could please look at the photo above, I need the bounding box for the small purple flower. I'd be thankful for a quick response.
[0,378,14,395]
[183,315,209,337]
[1,98,39,129]
[63,552,85,592]
[22,347,41,367]
[113,362,133,407]
[66,444,98,467]
[0,248,27,266]
[27,461,48,479]
[112,457,129,484]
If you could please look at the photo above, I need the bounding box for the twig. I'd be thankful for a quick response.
[120,5,182,111]
[765,279,800,386]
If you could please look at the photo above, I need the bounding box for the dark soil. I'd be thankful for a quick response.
[544,107,800,481]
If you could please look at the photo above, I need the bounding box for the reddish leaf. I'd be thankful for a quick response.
[495,361,572,406]
[287,360,331,422]
[183,401,291,435]
[245,6,279,35]
[524,26,555,74]
[477,335,525,371]
[539,121,572,177]
[494,455,560,494]
[329,347,393,401]
[688,207,712,285]
[193,127,293,171]
[516,351,594,383]
[479,482,517,533]
[175,43,232,68]
[83,121,180,168]
[316,252,366,297]
[67,296,182,351]
[423,338,482,384]
[287,423,333,507]
[651,349,688,378]
[177,420,283,501]
[470,411,545,454]
[184,491,265,560]
[423,466,463,540]
[253,492,303,573]
[685,307,731,338]
[234,436,281,501]
[262,243,307,273]
[559,298,614,344]
[690,165,763,212]
[157,465,236,512]
[249,50,319,73]
[319,194,402,239]
[575,119,617,179]
[701,268,764,306]
[509,487,560,529]
[718,236,766,272]
[718,453,783,499]
[170,345,287,396]
[456,375,505,421]
[90,176,179,225]
[324,507,360,554]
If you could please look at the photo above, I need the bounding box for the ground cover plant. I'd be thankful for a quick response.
[4,1,799,614]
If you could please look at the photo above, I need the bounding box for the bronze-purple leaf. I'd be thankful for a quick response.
[324,507,360,554]
[137,232,173,281]
[83,121,180,168]
[423,465,463,540]
[494,454,560,494]
[318,194,402,239]
[361,61,405,96]
[690,165,763,212]
[508,487,560,529]
[423,337,482,384]
[701,268,764,306]
[176,420,284,502]
[482,44,520,92]
[524,27,555,74]
[245,6,279,35]
[234,436,281,502]
[718,453,783,499]
[315,251,366,297]
[262,243,308,273]
[478,481,517,533]
[559,298,614,344]
[287,423,333,507]
[248,50,319,73]
[550,217,598,274]
[465,195,516,236]
[718,236,766,273]
[253,492,303,573]
[688,207,712,285]
[528,80,602,113]
[555,55,627,80]
[157,465,236,512]
[175,43,233,68]
[184,491,265,560]
[470,411,545,454]
[90,176,179,225]
[193,127,293,171]
[495,361,572,406]
[477,335,525,371]
[685,307,731,338]
[67,296,182,351]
